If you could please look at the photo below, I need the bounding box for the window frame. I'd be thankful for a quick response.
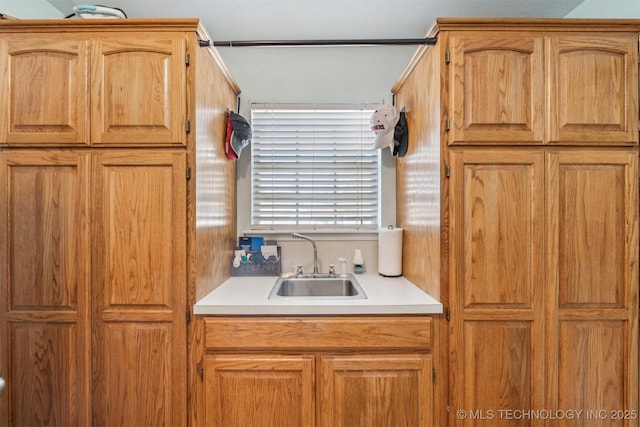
[249,103,382,232]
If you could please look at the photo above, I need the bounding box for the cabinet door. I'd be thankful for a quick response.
[449,35,544,144]
[0,38,90,146]
[0,150,91,426]
[91,150,187,427]
[318,354,432,427]
[546,151,638,423]
[205,354,315,427]
[91,35,186,146]
[449,150,546,426]
[548,35,638,144]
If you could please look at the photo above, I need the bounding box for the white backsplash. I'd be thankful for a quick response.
[279,239,378,276]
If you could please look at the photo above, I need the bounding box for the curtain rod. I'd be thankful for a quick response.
[199,37,437,48]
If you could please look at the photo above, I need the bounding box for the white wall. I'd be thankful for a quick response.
[565,0,640,17]
[1,0,63,18]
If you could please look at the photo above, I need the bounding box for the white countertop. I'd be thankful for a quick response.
[194,273,442,315]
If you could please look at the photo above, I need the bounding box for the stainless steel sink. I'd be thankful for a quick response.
[268,274,367,299]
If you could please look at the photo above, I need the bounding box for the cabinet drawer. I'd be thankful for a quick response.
[204,316,431,351]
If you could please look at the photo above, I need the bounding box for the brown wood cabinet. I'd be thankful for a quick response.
[91,150,187,426]
[91,36,186,146]
[0,34,186,147]
[0,19,239,427]
[545,151,638,415]
[0,37,89,145]
[203,316,434,427]
[449,149,546,416]
[205,354,315,427]
[449,149,638,423]
[548,35,638,144]
[0,150,91,426]
[318,353,433,427]
[449,30,638,145]
[449,35,545,144]
[393,19,639,427]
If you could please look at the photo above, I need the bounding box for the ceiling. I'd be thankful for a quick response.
[46,0,586,41]
[40,0,587,103]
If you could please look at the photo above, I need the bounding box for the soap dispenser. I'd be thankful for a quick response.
[352,249,365,274]
[338,257,348,278]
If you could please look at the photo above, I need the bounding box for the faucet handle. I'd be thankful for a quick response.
[328,264,336,276]
[295,264,304,276]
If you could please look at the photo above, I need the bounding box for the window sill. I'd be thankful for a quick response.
[242,228,379,241]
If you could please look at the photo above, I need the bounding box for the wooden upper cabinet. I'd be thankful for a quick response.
[0,34,187,147]
[0,38,90,146]
[548,35,638,144]
[91,35,187,146]
[449,35,545,144]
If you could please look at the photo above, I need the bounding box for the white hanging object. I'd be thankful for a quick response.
[73,5,126,19]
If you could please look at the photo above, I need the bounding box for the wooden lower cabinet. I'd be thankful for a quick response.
[204,352,433,427]
[202,316,434,427]
[0,149,187,427]
[91,150,187,427]
[449,148,638,426]
[318,354,433,427]
[449,149,546,422]
[205,354,315,427]
[545,151,639,423]
[0,150,91,427]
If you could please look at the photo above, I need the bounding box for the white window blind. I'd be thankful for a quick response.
[251,105,379,229]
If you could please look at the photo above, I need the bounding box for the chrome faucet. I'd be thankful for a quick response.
[328,264,336,277]
[292,233,319,275]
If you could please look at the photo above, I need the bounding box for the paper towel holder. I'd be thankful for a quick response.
[378,225,403,277]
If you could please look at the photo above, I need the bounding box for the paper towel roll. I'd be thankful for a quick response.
[378,227,403,277]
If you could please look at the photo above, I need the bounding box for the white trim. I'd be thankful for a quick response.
[235,97,396,238]
[242,228,379,241]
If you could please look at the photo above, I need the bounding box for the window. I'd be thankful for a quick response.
[251,105,379,230]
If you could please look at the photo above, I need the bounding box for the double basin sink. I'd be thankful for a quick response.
[268,273,367,300]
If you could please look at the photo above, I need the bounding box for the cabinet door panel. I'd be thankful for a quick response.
[546,151,638,421]
[548,36,638,144]
[98,323,175,427]
[9,323,80,427]
[91,36,186,146]
[554,156,628,308]
[462,321,533,419]
[452,150,544,310]
[449,150,545,425]
[205,354,315,427]
[557,321,625,412]
[450,35,544,144]
[92,150,186,427]
[0,151,91,427]
[0,38,89,145]
[318,354,432,427]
